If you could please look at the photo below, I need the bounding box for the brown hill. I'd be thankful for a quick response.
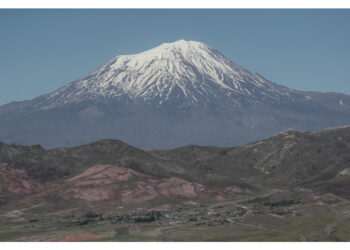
[1,126,350,212]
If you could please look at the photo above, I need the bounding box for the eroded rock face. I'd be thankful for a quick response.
[158,177,204,198]
[0,163,246,210]
[0,163,38,194]
[60,165,206,204]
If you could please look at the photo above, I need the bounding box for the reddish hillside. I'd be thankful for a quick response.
[0,163,39,195]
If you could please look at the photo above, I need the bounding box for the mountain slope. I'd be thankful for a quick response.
[1,126,350,199]
[0,40,350,148]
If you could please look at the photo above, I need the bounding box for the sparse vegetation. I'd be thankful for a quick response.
[1,127,350,241]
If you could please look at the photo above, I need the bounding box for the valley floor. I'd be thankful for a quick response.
[1,189,350,242]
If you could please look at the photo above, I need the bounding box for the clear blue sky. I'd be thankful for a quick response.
[0,9,350,105]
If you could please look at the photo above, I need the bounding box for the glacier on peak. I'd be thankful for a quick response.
[41,40,298,109]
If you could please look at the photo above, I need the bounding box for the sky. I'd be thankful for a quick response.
[0,9,350,105]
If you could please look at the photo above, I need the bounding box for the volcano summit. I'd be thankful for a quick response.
[1,40,350,148]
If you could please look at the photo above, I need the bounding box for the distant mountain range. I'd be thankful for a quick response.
[1,40,350,149]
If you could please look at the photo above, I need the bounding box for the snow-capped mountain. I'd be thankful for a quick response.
[1,40,350,149]
[35,40,297,110]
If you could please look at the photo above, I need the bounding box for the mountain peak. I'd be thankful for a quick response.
[2,41,350,150]
[155,39,209,51]
[123,39,213,62]
[39,41,297,109]
[159,39,206,47]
